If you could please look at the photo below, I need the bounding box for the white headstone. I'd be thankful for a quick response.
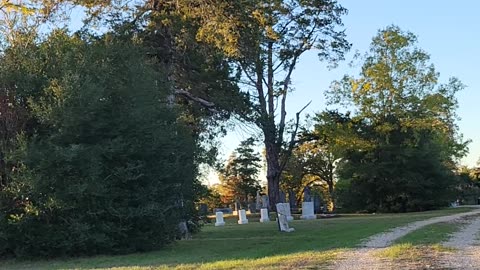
[282,203,294,221]
[276,203,295,232]
[238,209,248,224]
[301,201,316,220]
[260,208,270,222]
[215,211,225,226]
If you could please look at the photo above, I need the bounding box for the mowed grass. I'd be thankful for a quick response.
[0,207,472,270]
[395,222,459,245]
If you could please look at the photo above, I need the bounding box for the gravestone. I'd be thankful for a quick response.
[313,196,321,214]
[279,190,287,203]
[256,191,262,210]
[215,212,225,226]
[260,208,270,222]
[276,203,295,232]
[301,201,316,220]
[199,203,208,215]
[261,195,269,209]
[233,200,240,215]
[282,203,294,221]
[288,189,297,210]
[248,202,257,214]
[303,186,312,202]
[237,209,249,224]
[178,221,192,239]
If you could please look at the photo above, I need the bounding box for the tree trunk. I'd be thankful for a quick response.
[327,181,335,212]
[265,140,281,211]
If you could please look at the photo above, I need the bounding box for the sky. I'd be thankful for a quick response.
[215,0,480,184]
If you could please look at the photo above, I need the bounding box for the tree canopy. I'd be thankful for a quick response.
[329,26,468,212]
[218,138,262,206]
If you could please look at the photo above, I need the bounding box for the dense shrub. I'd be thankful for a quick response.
[0,32,197,257]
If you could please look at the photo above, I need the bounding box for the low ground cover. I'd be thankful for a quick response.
[0,207,471,270]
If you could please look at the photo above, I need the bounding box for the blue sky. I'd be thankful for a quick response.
[220,0,479,173]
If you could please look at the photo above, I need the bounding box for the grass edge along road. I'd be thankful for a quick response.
[373,212,480,263]
[0,207,473,270]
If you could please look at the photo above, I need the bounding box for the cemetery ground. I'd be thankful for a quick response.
[1,207,479,270]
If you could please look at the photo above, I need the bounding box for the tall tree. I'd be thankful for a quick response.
[218,138,261,205]
[161,0,351,208]
[329,26,468,212]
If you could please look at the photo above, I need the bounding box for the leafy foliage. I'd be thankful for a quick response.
[218,138,261,206]
[330,26,468,212]
[154,0,351,208]
[0,32,199,257]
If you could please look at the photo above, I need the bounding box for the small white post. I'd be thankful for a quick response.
[238,209,249,224]
[283,203,294,221]
[301,202,316,220]
[260,208,270,223]
[215,212,225,226]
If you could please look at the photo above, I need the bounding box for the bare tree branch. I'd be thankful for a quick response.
[277,51,301,146]
[279,100,311,173]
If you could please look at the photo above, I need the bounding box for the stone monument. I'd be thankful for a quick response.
[260,208,270,222]
[256,191,262,210]
[237,209,249,224]
[301,201,316,220]
[313,195,321,213]
[233,200,240,215]
[215,211,225,226]
[279,190,287,203]
[282,202,294,221]
[261,195,269,209]
[288,189,297,210]
[248,202,257,214]
[303,186,312,202]
[276,203,295,232]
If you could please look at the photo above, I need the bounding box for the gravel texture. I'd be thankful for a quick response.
[436,214,480,269]
[363,208,480,248]
[332,207,480,270]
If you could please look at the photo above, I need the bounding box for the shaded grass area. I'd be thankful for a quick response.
[0,207,471,270]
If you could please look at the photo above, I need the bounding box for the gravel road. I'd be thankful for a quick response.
[331,207,480,270]
[437,214,480,269]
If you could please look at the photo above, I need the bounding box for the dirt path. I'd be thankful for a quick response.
[436,215,480,269]
[330,207,480,270]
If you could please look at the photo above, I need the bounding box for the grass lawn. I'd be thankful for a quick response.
[394,222,459,245]
[0,207,472,270]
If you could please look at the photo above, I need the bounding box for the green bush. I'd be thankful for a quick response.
[0,32,198,257]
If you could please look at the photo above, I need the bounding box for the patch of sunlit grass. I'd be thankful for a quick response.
[376,243,418,260]
[96,250,344,270]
